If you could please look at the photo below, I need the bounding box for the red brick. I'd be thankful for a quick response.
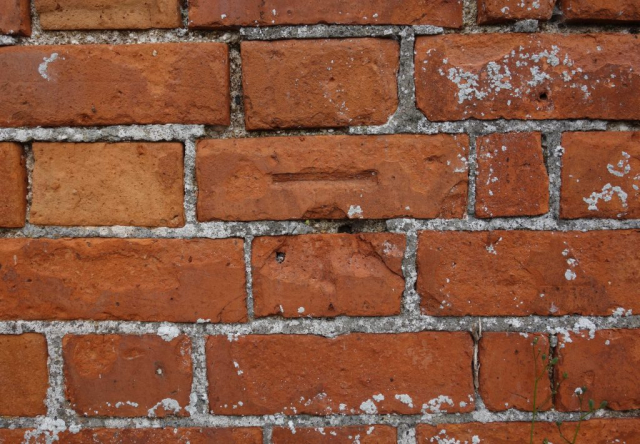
[206,333,474,415]
[0,238,247,322]
[475,132,549,218]
[35,0,182,30]
[272,425,396,443]
[189,0,463,29]
[417,419,640,443]
[562,0,640,23]
[196,135,469,221]
[0,143,27,228]
[415,34,640,121]
[479,333,551,412]
[0,43,229,127]
[561,132,640,220]
[252,234,405,318]
[63,335,192,417]
[242,39,399,130]
[478,0,556,24]
[10,428,262,443]
[417,230,640,316]
[31,142,184,227]
[0,334,48,417]
[556,329,640,411]
[0,0,30,35]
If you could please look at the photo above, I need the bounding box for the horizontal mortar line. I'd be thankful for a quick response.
[12,31,241,46]
[2,409,640,430]
[1,316,639,336]
[2,217,640,239]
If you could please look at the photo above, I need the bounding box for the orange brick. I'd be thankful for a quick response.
[0,334,48,417]
[272,425,396,443]
[0,0,30,35]
[478,0,556,24]
[0,143,27,228]
[63,335,193,417]
[562,0,640,23]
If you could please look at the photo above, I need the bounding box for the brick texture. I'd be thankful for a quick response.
[0,143,27,228]
[35,0,182,30]
[0,334,48,417]
[561,132,640,219]
[206,333,474,415]
[417,419,640,443]
[0,238,247,322]
[479,333,551,411]
[272,425,396,443]
[63,335,192,417]
[478,0,556,24]
[0,0,30,35]
[475,132,549,218]
[242,39,399,130]
[189,0,463,29]
[556,329,640,411]
[31,142,185,227]
[252,234,405,318]
[415,34,640,121]
[0,43,230,127]
[196,135,469,221]
[562,0,640,23]
[417,230,640,316]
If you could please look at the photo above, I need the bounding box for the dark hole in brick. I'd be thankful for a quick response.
[338,224,353,234]
[539,92,548,101]
[276,252,286,263]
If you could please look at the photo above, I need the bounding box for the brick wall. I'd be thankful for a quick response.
[1,0,639,443]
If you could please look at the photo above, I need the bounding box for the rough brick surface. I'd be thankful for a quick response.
[556,329,640,411]
[0,0,30,35]
[562,0,640,23]
[0,334,48,417]
[63,335,192,417]
[31,142,185,227]
[415,34,640,121]
[0,43,230,127]
[417,419,640,443]
[16,428,262,443]
[417,230,640,316]
[479,333,551,411]
[561,132,640,220]
[206,333,474,415]
[252,234,406,318]
[196,135,469,221]
[475,132,549,218]
[189,0,463,29]
[35,0,182,30]
[0,143,27,228]
[272,425,396,443]
[478,0,556,24]
[0,238,247,322]
[242,39,399,130]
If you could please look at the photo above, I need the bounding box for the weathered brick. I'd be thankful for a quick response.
[0,0,30,35]
[11,428,263,443]
[556,329,640,411]
[562,0,640,23]
[417,230,640,316]
[479,333,551,412]
[0,43,230,127]
[272,425,396,443]
[252,234,405,318]
[0,334,48,417]
[196,135,469,221]
[475,132,549,218]
[35,0,182,30]
[0,143,27,228]
[478,0,556,24]
[242,39,399,130]
[31,142,185,227]
[63,335,192,417]
[206,333,474,415]
[0,238,247,322]
[415,34,640,121]
[561,132,640,219]
[189,0,463,29]
[417,419,640,443]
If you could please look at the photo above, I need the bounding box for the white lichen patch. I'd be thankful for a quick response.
[157,324,180,342]
[38,53,59,81]
[348,205,363,219]
[583,183,628,211]
[147,398,182,417]
[422,395,454,413]
[395,393,414,408]
[359,399,378,414]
